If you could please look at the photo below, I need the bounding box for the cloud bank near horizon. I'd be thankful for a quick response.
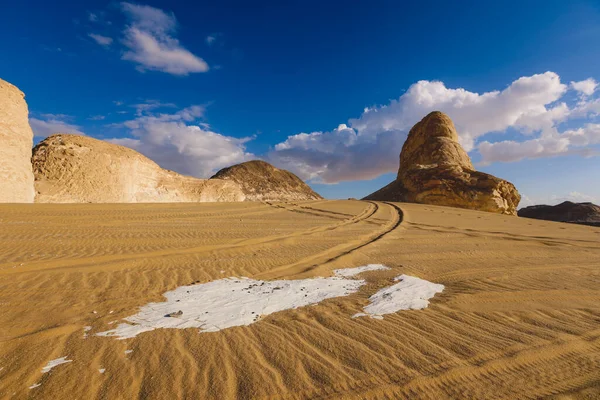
[99,72,600,185]
[270,72,599,183]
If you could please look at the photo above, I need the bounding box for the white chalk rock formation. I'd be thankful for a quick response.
[0,78,35,202]
[32,134,245,203]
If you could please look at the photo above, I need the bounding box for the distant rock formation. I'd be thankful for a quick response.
[210,160,322,201]
[0,78,35,202]
[364,111,521,215]
[32,134,245,203]
[518,201,600,227]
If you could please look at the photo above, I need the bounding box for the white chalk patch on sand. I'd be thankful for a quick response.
[83,326,92,338]
[29,383,41,389]
[353,275,444,319]
[334,264,390,278]
[124,350,133,354]
[97,274,366,339]
[41,357,72,373]
[99,368,106,374]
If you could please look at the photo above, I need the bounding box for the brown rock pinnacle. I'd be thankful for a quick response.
[364,111,521,215]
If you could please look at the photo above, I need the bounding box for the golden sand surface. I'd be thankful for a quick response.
[0,200,599,399]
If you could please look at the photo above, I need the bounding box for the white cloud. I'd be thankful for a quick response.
[89,115,106,121]
[30,115,84,138]
[108,105,253,177]
[570,78,597,96]
[89,33,113,47]
[351,72,568,151]
[269,71,584,183]
[479,123,600,164]
[120,3,208,75]
[205,33,222,46]
[520,192,597,208]
[130,100,177,116]
[87,10,111,26]
[270,124,404,183]
[557,191,597,203]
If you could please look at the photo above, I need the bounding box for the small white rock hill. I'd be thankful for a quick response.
[32,134,245,203]
[0,78,35,202]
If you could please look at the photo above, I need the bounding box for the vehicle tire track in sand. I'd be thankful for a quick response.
[263,201,379,229]
[405,221,600,249]
[256,201,403,278]
[0,201,382,274]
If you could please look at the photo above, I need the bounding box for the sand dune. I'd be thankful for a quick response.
[0,200,599,399]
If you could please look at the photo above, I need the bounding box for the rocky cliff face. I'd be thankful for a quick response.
[364,111,521,215]
[210,160,322,201]
[0,79,35,202]
[518,201,600,227]
[32,134,245,203]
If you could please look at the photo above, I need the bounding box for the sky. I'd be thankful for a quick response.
[1,0,599,206]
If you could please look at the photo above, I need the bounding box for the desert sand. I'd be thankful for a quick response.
[1,200,599,399]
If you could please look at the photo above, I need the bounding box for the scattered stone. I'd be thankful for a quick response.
[166,310,183,318]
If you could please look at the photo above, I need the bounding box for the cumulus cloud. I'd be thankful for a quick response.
[108,105,253,177]
[479,123,600,164]
[570,78,597,96]
[269,71,589,183]
[29,114,84,138]
[89,33,113,47]
[271,124,404,183]
[120,3,209,75]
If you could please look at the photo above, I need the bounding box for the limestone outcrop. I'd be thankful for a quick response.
[518,201,600,227]
[210,160,322,201]
[32,134,245,203]
[0,78,35,202]
[364,111,521,215]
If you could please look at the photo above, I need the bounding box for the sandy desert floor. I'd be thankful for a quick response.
[0,200,599,399]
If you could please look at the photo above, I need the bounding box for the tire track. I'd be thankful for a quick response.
[1,201,383,274]
[257,201,404,278]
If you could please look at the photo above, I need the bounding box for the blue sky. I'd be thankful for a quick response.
[1,0,599,205]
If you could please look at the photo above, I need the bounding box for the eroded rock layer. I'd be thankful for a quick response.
[0,79,35,202]
[518,201,600,227]
[210,160,322,201]
[32,134,245,203]
[365,111,521,215]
